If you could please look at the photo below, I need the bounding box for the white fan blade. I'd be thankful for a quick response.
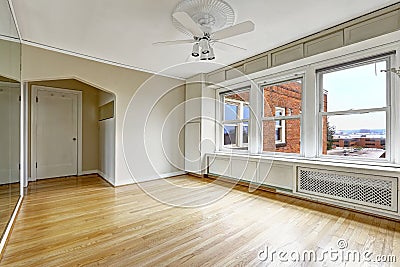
[153,39,195,46]
[173,12,204,37]
[212,21,255,40]
[213,41,247,51]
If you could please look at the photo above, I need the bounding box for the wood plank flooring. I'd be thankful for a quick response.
[1,174,400,266]
[0,182,20,241]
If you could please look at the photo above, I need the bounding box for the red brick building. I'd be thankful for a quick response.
[333,137,385,149]
[262,81,302,153]
[224,84,384,156]
[224,80,304,153]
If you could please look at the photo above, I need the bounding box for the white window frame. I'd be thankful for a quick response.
[212,33,400,166]
[260,77,304,156]
[220,88,250,150]
[317,54,392,162]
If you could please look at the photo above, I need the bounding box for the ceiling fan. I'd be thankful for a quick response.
[153,11,255,61]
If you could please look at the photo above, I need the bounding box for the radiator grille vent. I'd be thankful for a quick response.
[297,167,397,212]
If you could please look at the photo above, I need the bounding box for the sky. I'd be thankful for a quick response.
[323,60,387,131]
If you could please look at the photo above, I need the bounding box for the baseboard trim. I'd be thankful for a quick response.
[186,172,204,178]
[79,170,99,176]
[160,171,186,179]
[206,174,400,222]
[74,170,185,187]
[0,196,23,259]
[115,171,186,187]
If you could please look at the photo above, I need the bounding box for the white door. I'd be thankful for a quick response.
[0,85,20,185]
[35,89,78,179]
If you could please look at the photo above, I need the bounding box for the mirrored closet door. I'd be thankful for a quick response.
[0,0,21,241]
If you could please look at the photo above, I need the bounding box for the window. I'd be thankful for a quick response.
[222,89,250,150]
[318,56,390,160]
[275,107,286,144]
[262,79,303,154]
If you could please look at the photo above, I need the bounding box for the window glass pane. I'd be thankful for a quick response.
[263,79,302,117]
[224,90,250,121]
[263,118,301,154]
[275,126,282,142]
[222,89,250,151]
[224,126,237,146]
[322,112,386,159]
[224,104,238,121]
[243,105,250,120]
[243,123,249,144]
[322,60,387,112]
[275,108,285,117]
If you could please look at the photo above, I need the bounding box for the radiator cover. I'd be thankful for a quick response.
[297,167,398,212]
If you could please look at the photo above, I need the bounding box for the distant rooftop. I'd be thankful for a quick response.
[333,134,385,139]
[327,148,385,158]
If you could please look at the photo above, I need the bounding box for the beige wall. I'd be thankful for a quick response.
[98,90,115,184]
[22,44,185,186]
[0,39,20,82]
[29,79,100,172]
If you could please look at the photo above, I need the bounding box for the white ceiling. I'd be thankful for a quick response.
[0,0,18,38]
[11,0,399,79]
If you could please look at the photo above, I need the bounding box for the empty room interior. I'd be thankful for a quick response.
[1,0,400,265]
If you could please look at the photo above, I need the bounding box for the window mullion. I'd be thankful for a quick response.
[262,115,301,121]
[321,107,388,116]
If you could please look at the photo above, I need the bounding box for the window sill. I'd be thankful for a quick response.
[210,151,400,172]
[275,142,287,148]
[220,147,249,154]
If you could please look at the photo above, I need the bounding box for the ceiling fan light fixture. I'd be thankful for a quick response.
[199,38,210,54]
[200,52,208,60]
[157,0,253,62]
[191,43,200,57]
[172,0,235,36]
[208,47,215,60]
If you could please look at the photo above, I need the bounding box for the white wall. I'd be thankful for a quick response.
[184,74,217,175]
[0,83,20,184]
[22,44,185,186]
[123,81,185,182]
[98,91,115,184]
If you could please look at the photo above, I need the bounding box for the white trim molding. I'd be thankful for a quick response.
[115,171,186,187]
[79,170,99,176]
[6,0,22,40]
[21,40,186,81]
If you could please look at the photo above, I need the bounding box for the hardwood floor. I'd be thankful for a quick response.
[0,182,20,241]
[1,174,400,266]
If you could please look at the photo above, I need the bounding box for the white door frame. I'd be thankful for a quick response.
[30,85,83,181]
[21,82,28,189]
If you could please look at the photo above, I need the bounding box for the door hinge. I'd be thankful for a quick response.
[36,96,39,103]
[19,95,21,101]
[36,162,38,168]
[19,163,20,170]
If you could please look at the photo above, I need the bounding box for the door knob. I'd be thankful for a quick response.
[73,138,77,141]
